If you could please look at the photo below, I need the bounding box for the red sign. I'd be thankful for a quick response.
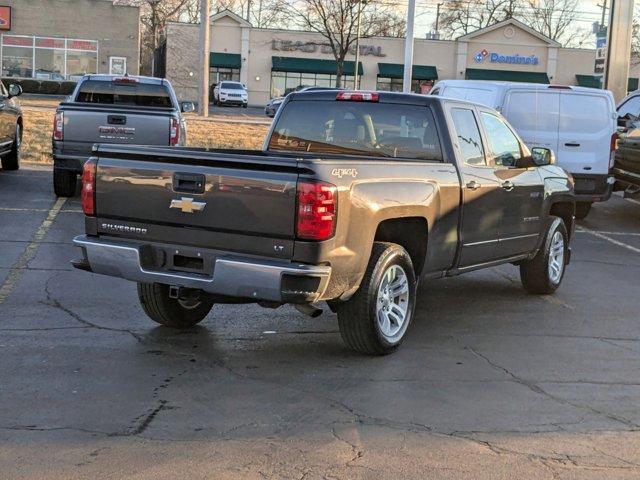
[3,35,31,47]
[0,6,11,30]
[36,37,65,49]
[67,39,97,51]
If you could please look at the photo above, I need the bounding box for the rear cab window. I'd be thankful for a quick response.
[75,79,173,108]
[268,100,443,161]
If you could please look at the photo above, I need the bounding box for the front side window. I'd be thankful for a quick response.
[480,112,522,167]
[269,100,442,161]
[450,108,485,166]
[619,96,640,118]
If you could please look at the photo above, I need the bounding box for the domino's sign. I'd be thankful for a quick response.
[474,49,539,66]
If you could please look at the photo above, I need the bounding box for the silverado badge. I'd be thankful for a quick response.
[170,197,206,213]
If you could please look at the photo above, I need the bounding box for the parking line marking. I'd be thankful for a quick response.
[625,198,640,206]
[0,198,67,305]
[580,226,640,255]
[575,230,640,237]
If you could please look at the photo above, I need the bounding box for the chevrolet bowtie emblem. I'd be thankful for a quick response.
[170,197,206,213]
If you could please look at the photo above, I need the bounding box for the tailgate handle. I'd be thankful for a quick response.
[173,173,205,194]
[108,115,126,125]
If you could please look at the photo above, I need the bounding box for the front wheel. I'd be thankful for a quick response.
[336,242,416,355]
[520,217,568,295]
[137,283,214,328]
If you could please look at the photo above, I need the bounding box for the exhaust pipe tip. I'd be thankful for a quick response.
[294,304,323,318]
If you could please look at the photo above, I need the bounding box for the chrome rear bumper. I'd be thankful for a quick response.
[73,235,331,303]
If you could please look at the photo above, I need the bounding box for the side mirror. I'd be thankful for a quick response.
[8,84,22,98]
[181,101,195,113]
[531,147,556,166]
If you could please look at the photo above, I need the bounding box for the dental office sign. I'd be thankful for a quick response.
[474,48,539,66]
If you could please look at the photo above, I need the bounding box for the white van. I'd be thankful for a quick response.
[431,80,617,218]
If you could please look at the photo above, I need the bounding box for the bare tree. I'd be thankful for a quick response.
[437,0,524,38]
[117,0,191,74]
[276,0,405,87]
[525,0,590,47]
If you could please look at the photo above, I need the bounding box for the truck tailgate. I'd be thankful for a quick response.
[94,147,300,258]
[60,105,174,157]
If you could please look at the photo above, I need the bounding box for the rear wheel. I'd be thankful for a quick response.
[575,202,592,220]
[336,242,416,355]
[137,283,214,328]
[53,169,77,197]
[520,217,568,295]
[1,123,21,171]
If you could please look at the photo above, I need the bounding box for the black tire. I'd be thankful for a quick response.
[336,242,417,355]
[575,202,592,220]
[137,283,214,328]
[53,169,77,197]
[1,123,21,171]
[520,216,568,295]
[242,104,248,108]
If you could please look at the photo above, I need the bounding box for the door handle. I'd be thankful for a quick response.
[564,142,580,147]
[501,181,514,191]
[465,180,480,190]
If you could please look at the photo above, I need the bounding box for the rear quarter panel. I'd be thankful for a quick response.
[293,159,460,300]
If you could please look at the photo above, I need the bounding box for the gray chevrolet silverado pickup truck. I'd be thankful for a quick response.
[73,91,575,355]
[52,74,191,197]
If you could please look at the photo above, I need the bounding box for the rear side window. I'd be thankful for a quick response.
[450,108,485,166]
[268,101,443,161]
[75,80,172,107]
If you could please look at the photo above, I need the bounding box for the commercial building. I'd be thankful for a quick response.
[165,11,629,106]
[0,0,140,81]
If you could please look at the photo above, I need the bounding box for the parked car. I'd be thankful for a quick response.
[0,82,23,171]
[265,86,341,117]
[431,80,617,219]
[213,81,248,107]
[52,75,191,197]
[612,127,640,198]
[72,90,574,355]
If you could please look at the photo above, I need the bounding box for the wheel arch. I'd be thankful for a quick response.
[373,216,429,275]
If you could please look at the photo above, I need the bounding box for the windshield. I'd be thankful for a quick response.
[76,80,172,107]
[268,100,443,161]
[220,82,244,90]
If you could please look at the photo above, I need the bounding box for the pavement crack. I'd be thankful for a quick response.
[466,346,640,429]
[42,273,142,343]
[125,400,168,436]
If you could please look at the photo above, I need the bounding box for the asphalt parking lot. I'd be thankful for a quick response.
[1,165,640,479]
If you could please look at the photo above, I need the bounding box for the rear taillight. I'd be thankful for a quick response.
[169,118,180,146]
[53,112,64,140]
[81,159,97,216]
[610,132,619,168]
[296,180,337,241]
[336,91,379,102]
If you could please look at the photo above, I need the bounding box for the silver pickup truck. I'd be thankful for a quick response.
[52,75,192,197]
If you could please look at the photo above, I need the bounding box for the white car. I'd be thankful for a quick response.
[213,81,248,108]
[431,80,617,218]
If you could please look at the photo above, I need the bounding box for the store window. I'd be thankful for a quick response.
[270,71,356,98]
[377,78,434,94]
[1,34,98,80]
[210,67,240,84]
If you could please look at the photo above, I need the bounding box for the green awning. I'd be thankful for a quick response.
[576,75,602,88]
[629,78,639,92]
[210,52,241,69]
[377,63,438,80]
[465,68,550,84]
[271,56,363,76]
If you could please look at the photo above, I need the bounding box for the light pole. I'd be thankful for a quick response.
[354,0,363,90]
[402,0,416,92]
[604,0,634,101]
[199,0,211,116]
